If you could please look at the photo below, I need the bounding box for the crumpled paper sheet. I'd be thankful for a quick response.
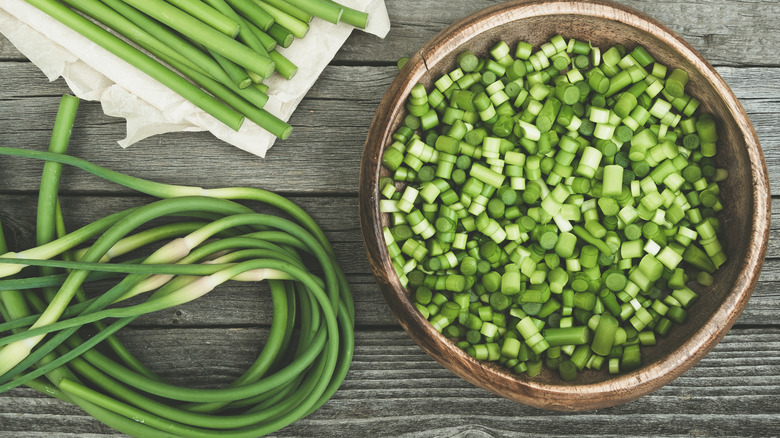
[0,0,390,157]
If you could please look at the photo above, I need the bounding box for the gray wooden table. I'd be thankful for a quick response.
[1,0,779,436]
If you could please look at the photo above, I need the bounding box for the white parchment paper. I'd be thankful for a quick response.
[0,0,390,157]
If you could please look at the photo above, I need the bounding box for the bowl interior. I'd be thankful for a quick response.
[360,0,768,410]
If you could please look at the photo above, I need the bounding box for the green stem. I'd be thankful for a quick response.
[37,95,79,250]
[24,0,245,130]
[261,0,312,22]
[285,0,341,23]
[0,143,354,436]
[324,0,368,28]
[211,49,254,89]
[165,0,241,37]
[224,0,276,31]
[203,0,271,56]
[0,219,33,322]
[253,0,309,39]
[571,225,614,256]
[269,50,298,79]
[0,257,235,276]
[0,208,137,278]
[121,0,275,77]
[95,0,229,83]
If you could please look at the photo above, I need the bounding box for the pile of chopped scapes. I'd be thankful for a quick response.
[0,96,354,437]
[380,35,728,380]
[24,0,369,139]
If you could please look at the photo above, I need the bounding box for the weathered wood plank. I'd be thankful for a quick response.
[6,193,780,263]
[0,194,778,328]
[0,267,773,329]
[338,0,780,67]
[0,63,777,195]
[0,0,777,436]
[0,72,381,195]
[0,328,778,437]
[2,0,779,67]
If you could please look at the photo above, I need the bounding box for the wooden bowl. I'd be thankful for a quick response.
[358,0,770,410]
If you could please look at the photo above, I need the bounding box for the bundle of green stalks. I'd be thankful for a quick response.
[23,0,369,139]
[0,95,355,436]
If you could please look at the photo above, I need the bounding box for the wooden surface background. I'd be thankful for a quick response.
[0,0,778,436]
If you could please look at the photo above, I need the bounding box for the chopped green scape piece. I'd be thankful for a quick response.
[380,35,728,380]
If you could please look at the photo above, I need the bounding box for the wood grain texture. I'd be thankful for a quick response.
[0,63,777,194]
[0,0,778,435]
[0,194,778,328]
[338,0,780,67]
[3,0,779,67]
[1,328,778,437]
